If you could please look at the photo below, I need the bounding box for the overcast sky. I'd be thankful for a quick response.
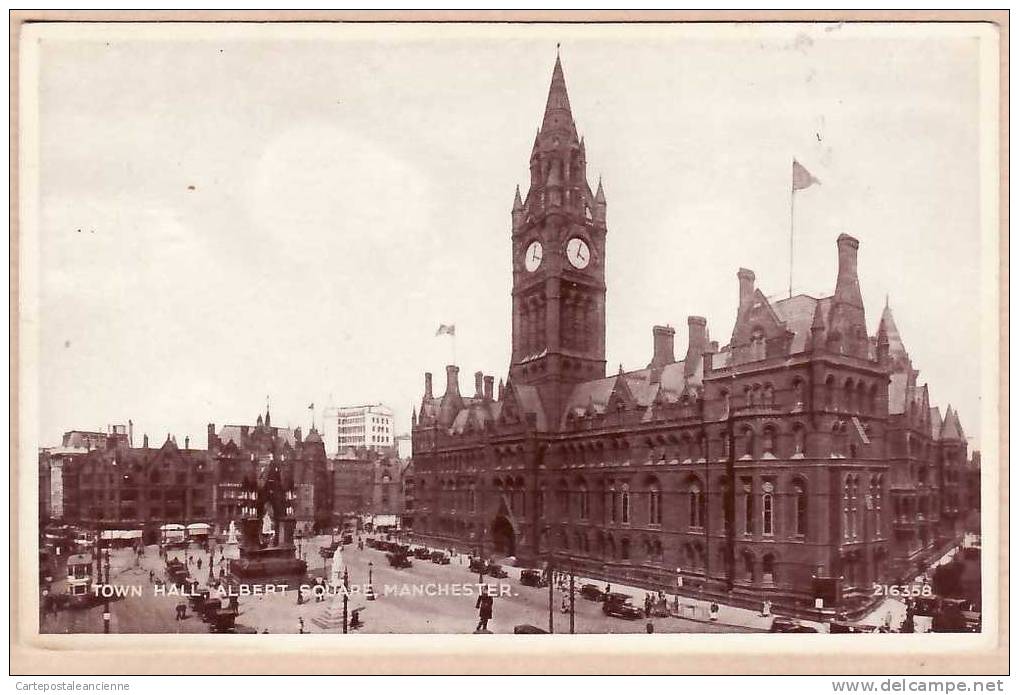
[27,22,995,451]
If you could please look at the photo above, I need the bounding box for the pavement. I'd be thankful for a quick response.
[40,536,769,635]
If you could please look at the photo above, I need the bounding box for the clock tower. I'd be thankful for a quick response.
[509,53,607,419]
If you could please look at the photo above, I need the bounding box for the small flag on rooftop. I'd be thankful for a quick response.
[435,324,456,337]
[792,159,821,191]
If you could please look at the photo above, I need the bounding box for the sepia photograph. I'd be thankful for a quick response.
[11,12,1005,677]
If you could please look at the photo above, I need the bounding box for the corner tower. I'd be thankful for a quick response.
[509,53,607,416]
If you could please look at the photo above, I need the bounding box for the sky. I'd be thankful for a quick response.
[26,22,995,451]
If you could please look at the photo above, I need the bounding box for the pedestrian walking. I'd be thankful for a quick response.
[475,586,494,632]
[298,617,305,634]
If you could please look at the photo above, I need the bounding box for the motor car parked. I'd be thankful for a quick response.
[601,592,643,619]
[519,569,548,587]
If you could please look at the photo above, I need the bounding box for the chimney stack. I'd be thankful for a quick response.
[835,234,863,307]
[424,372,433,399]
[184,436,190,449]
[445,365,460,396]
[684,316,709,375]
[483,375,494,401]
[143,434,149,448]
[474,371,484,398]
[128,419,133,447]
[648,325,676,369]
[737,268,756,310]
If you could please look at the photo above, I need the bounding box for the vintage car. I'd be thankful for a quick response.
[579,583,605,602]
[207,605,239,633]
[771,617,819,633]
[602,592,643,619]
[513,624,549,634]
[430,551,451,565]
[385,550,409,566]
[413,547,431,559]
[341,534,354,545]
[365,538,377,549]
[485,563,509,579]
[519,569,548,588]
[468,557,487,574]
[827,620,875,634]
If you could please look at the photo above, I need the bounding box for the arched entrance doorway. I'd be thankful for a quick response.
[491,516,516,557]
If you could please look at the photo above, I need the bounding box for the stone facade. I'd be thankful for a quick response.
[409,55,973,617]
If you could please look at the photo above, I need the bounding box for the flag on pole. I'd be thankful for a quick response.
[792,159,820,191]
[435,324,456,337]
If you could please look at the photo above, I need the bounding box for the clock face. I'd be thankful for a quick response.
[566,237,591,269]
[524,240,543,272]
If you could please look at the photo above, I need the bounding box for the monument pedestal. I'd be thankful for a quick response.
[229,544,306,586]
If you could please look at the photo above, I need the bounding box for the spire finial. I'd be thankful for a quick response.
[556,42,561,57]
[885,292,890,309]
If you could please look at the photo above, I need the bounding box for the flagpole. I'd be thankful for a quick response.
[789,186,796,299]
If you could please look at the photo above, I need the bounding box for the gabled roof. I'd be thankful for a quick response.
[770,294,832,354]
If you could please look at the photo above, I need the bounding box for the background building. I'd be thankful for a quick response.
[322,404,394,456]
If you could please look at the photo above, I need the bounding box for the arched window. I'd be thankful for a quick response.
[536,485,545,518]
[871,475,883,539]
[825,375,836,409]
[762,426,776,456]
[688,481,704,529]
[762,483,774,536]
[621,484,630,524]
[857,382,868,414]
[792,424,807,456]
[648,480,662,525]
[557,480,569,516]
[742,426,756,459]
[762,554,776,584]
[719,476,732,533]
[763,383,775,407]
[742,551,755,582]
[844,378,856,412]
[577,480,589,520]
[792,377,806,406]
[751,327,766,360]
[793,479,808,537]
[743,480,754,535]
[609,485,618,523]
[621,537,631,561]
[698,433,708,460]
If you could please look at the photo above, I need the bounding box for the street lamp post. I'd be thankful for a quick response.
[368,561,373,587]
[547,552,554,634]
[342,566,350,634]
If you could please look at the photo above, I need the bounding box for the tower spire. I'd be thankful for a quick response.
[541,51,576,136]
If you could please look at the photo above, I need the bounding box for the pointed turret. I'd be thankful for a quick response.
[265,408,271,428]
[809,300,826,352]
[594,177,606,222]
[941,406,964,441]
[511,185,525,230]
